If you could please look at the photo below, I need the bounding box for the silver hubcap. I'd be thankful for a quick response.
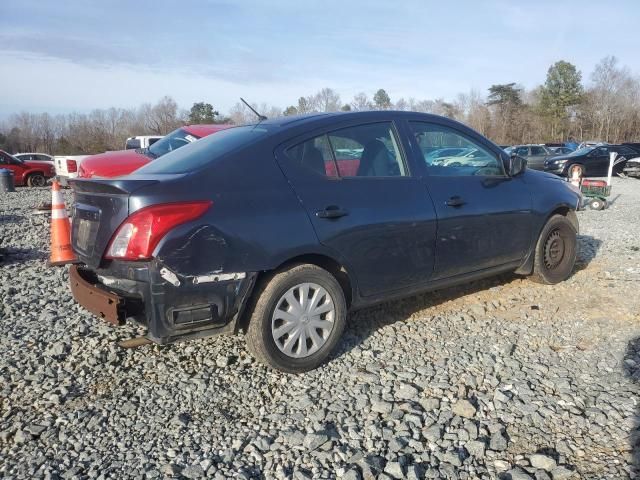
[271,282,335,358]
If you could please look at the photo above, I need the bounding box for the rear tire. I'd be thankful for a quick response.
[27,173,46,187]
[589,198,606,210]
[244,264,347,373]
[530,214,577,285]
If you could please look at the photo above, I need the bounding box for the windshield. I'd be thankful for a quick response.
[148,128,199,158]
[569,146,594,156]
[137,125,270,174]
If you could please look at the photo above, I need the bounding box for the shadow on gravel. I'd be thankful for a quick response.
[0,214,24,224]
[0,247,45,265]
[337,235,601,359]
[624,337,640,477]
[337,272,519,357]
[574,235,602,272]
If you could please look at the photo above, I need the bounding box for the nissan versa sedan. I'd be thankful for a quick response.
[69,111,581,372]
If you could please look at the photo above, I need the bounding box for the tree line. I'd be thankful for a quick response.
[1,55,638,155]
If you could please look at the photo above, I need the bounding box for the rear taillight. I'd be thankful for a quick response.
[66,159,78,173]
[105,201,212,260]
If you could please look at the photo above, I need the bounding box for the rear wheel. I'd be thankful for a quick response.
[27,173,46,187]
[530,214,577,284]
[244,264,346,373]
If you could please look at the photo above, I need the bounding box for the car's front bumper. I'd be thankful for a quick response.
[69,261,257,343]
[543,164,566,176]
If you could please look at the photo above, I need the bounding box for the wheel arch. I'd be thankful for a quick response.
[515,205,579,275]
[237,252,355,333]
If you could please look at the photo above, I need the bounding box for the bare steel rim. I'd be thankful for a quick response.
[543,229,566,270]
[271,282,335,359]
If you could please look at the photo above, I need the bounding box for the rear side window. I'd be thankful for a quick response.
[286,136,337,178]
[137,126,270,174]
[327,123,406,177]
[286,122,407,178]
[530,146,546,155]
[515,146,529,156]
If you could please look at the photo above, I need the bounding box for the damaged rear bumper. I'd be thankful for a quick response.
[69,261,257,344]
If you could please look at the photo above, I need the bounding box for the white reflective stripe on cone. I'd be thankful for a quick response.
[52,191,65,205]
[51,209,69,219]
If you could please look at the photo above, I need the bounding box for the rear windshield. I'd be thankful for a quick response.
[125,138,141,149]
[136,125,270,174]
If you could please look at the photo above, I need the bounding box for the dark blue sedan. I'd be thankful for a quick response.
[69,111,581,372]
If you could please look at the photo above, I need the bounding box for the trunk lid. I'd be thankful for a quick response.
[70,177,161,267]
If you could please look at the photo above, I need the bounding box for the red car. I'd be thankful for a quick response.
[78,124,232,178]
[0,150,55,187]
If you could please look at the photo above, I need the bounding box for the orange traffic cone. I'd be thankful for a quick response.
[48,180,78,267]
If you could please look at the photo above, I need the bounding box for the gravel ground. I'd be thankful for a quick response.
[1,178,639,480]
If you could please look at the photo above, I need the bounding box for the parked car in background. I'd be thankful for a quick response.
[68,111,581,372]
[78,124,232,178]
[0,150,55,186]
[548,146,574,155]
[54,155,89,185]
[623,157,640,178]
[125,135,163,150]
[577,140,606,150]
[544,144,640,177]
[511,144,560,170]
[14,152,55,166]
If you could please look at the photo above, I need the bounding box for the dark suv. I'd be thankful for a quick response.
[69,111,581,372]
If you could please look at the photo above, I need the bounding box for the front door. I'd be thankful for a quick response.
[276,121,438,298]
[407,121,532,279]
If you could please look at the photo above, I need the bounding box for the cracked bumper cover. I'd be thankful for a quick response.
[69,262,257,343]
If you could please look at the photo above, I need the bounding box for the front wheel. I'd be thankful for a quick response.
[589,198,606,210]
[567,163,584,178]
[530,214,577,284]
[244,264,347,373]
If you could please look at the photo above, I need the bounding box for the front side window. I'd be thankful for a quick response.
[327,122,406,177]
[410,122,504,176]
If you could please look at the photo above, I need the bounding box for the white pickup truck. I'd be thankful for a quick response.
[54,155,89,185]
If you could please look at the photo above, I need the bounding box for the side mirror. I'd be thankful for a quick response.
[507,153,527,176]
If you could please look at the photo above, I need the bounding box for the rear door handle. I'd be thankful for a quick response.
[446,196,466,207]
[316,206,349,219]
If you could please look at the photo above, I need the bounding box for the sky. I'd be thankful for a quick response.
[1,0,639,118]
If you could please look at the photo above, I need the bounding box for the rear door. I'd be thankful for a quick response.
[276,120,437,298]
[406,120,532,279]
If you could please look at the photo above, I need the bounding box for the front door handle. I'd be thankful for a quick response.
[316,206,349,219]
[446,196,466,207]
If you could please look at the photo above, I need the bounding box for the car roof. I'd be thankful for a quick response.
[247,110,481,131]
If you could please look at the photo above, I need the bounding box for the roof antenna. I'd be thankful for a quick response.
[240,98,268,121]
